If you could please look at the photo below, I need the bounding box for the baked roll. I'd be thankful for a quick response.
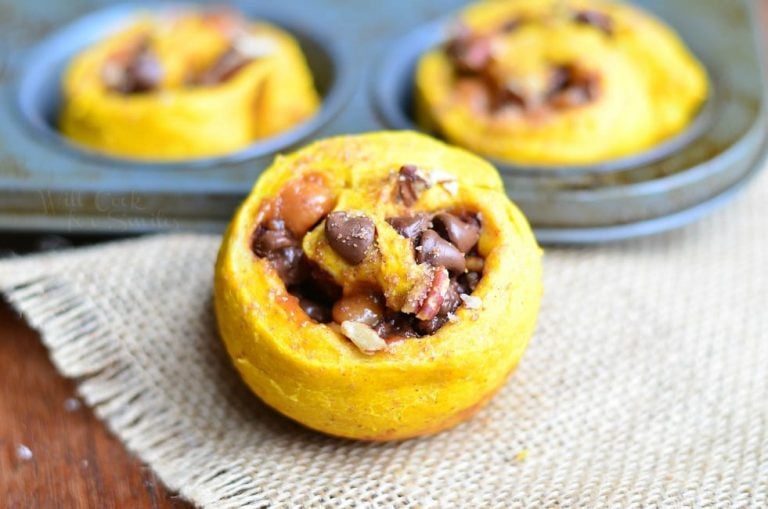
[60,9,319,159]
[215,132,542,440]
[415,0,708,165]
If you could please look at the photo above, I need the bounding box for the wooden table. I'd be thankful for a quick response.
[0,301,190,508]
[2,4,767,506]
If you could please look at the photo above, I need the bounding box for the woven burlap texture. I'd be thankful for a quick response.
[2,173,768,508]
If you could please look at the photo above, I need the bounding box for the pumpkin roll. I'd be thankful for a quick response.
[60,9,319,159]
[415,0,708,165]
[214,131,542,441]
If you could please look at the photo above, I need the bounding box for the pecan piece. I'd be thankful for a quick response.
[416,267,450,321]
[396,165,430,206]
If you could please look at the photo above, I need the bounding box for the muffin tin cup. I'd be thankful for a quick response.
[372,16,718,182]
[0,0,765,244]
[371,0,768,241]
[14,2,355,170]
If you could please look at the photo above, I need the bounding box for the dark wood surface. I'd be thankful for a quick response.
[0,301,191,508]
[1,3,766,507]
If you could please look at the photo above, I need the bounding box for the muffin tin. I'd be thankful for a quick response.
[0,0,765,243]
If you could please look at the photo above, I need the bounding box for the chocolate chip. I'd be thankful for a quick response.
[458,271,481,293]
[415,314,449,335]
[299,297,332,323]
[574,10,614,36]
[417,230,466,273]
[307,265,342,302]
[439,279,463,316]
[479,72,535,112]
[549,81,598,109]
[432,212,481,253]
[459,211,482,229]
[104,43,163,94]
[252,222,307,286]
[386,213,431,240]
[374,309,419,339]
[498,85,530,110]
[547,65,600,109]
[129,48,163,92]
[288,264,340,321]
[197,48,252,85]
[396,165,430,206]
[446,26,494,75]
[252,227,296,254]
[483,64,601,113]
[548,66,572,97]
[267,245,307,286]
[325,212,376,265]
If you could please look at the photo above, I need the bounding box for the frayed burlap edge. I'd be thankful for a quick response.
[0,241,274,509]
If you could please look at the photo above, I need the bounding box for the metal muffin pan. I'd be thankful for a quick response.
[0,0,765,243]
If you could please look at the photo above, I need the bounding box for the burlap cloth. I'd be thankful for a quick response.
[2,172,767,508]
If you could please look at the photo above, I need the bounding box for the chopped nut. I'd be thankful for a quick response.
[416,267,451,320]
[341,321,388,354]
[396,165,431,206]
[460,293,482,309]
[196,48,252,85]
[427,168,457,186]
[441,180,459,195]
[424,169,460,195]
[196,35,274,86]
[402,266,436,314]
[233,33,276,58]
